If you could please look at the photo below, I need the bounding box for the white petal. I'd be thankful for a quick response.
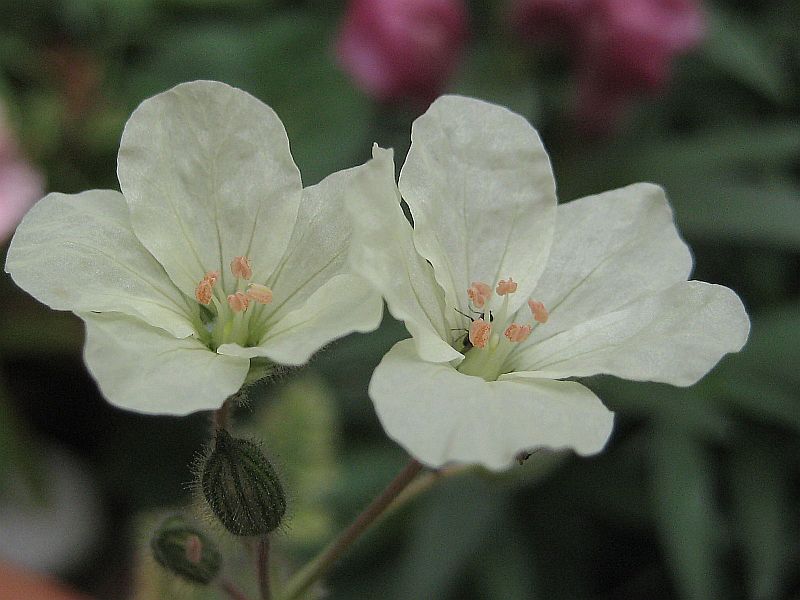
[370,339,614,471]
[520,183,693,342]
[398,95,557,316]
[217,274,383,365]
[346,146,462,363]
[118,80,302,296]
[254,158,381,329]
[506,281,750,386]
[82,312,249,415]
[5,190,194,338]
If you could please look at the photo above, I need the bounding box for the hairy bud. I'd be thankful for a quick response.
[201,429,286,536]
[151,515,221,585]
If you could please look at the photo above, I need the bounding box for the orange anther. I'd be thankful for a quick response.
[195,278,214,305]
[469,318,492,349]
[528,300,549,324]
[230,256,252,280]
[504,323,532,343]
[467,281,492,308]
[227,291,249,313]
[246,284,273,305]
[496,277,518,296]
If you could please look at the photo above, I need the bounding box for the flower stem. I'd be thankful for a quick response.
[220,578,252,600]
[278,459,424,600]
[212,399,232,433]
[257,536,271,600]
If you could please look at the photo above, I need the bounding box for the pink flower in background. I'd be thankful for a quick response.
[336,0,469,105]
[0,107,43,243]
[511,0,705,134]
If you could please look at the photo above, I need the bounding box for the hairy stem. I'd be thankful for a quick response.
[279,459,424,600]
[257,536,271,600]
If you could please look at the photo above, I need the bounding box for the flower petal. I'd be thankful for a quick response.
[118,80,302,296]
[506,281,750,386]
[217,273,383,364]
[398,95,557,316]
[370,339,614,470]
[82,312,250,415]
[5,189,194,338]
[519,183,693,342]
[254,157,382,330]
[346,145,462,363]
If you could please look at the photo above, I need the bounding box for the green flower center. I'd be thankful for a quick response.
[456,278,548,381]
[193,256,273,350]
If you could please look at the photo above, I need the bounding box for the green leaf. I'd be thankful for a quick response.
[664,180,800,250]
[649,427,723,600]
[702,7,791,104]
[739,303,800,384]
[394,474,508,599]
[729,440,792,600]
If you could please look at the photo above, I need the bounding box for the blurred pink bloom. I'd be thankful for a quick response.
[510,0,705,134]
[336,0,469,105]
[0,107,44,243]
[580,0,705,93]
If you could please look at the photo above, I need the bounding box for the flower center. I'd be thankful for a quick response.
[193,255,273,350]
[456,277,548,381]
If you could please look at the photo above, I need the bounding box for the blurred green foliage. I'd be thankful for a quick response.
[1,0,799,599]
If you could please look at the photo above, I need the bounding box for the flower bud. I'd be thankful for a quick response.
[201,429,286,536]
[150,516,221,585]
[335,0,468,105]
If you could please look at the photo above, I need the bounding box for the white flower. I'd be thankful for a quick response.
[5,81,383,415]
[346,96,750,471]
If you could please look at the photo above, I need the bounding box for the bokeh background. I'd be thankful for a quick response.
[1,0,799,599]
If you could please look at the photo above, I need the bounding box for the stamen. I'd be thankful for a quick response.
[246,283,273,305]
[469,318,491,349]
[504,323,532,343]
[227,291,249,313]
[230,256,253,280]
[195,276,215,305]
[496,277,517,296]
[467,282,492,308]
[528,299,549,324]
[204,271,220,285]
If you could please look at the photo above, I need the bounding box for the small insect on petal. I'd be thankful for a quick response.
[504,323,532,342]
[227,291,249,313]
[246,283,273,305]
[496,277,518,296]
[467,281,492,308]
[230,256,253,280]
[469,318,492,349]
[528,299,549,323]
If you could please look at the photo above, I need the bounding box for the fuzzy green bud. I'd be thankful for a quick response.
[151,516,221,584]
[201,429,286,536]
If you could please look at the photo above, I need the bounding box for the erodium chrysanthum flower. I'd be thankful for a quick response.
[5,81,383,415]
[346,95,750,471]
